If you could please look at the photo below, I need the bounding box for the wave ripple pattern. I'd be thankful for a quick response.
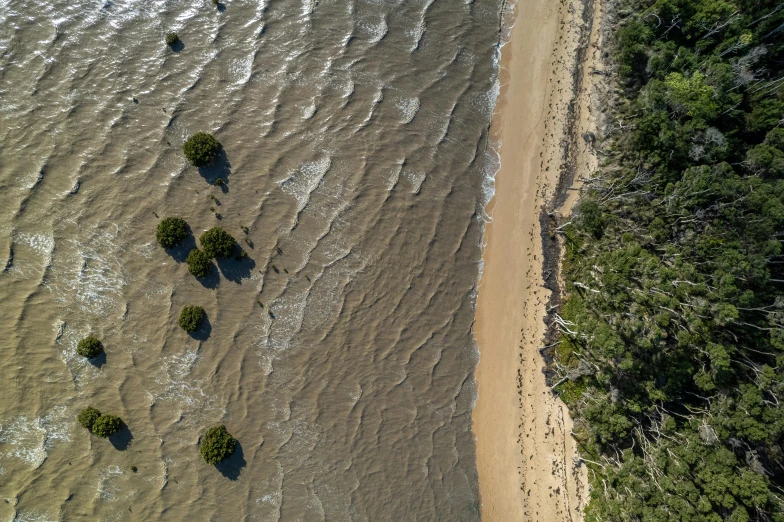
[0,0,503,519]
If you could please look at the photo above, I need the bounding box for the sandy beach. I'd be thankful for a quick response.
[473,0,606,519]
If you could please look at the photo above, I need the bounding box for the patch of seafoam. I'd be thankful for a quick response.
[0,406,71,471]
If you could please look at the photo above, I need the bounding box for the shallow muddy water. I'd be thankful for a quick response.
[0,0,508,519]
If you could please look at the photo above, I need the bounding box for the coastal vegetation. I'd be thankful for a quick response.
[200,425,236,465]
[156,217,189,248]
[200,227,236,258]
[54,8,247,479]
[92,415,123,438]
[179,305,204,333]
[186,248,211,278]
[77,407,102,430]
[183,132,220,167]
[76,336,104,359]
[556,0,784,520]
[78,407,122,438]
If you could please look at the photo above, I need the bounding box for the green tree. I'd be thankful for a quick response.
[179,305,204,333]
[200,425,236,465]
[156,217,189,249]
[200,227,236,258]
[183,132,220,167]
[556,0,784,518]
[664,71,719,120]
[77,407,101,430]
[77,336,104,359]
[577,200,605,238]
[747,127,784,177]
[186,249,211,278]
[92,415,122,438]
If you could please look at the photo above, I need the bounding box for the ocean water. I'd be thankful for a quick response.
[0,0,509,519]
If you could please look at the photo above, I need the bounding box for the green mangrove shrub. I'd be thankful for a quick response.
[77,336,104,359]
[165,32,179,47]
[200,425,236,465]
[179,305,204,333]
[156,217,189,249]
[186,249,211,278]
[77,407,102,430]
[183,132,220,167]
[92,415,122,438]
[200,227,236,258]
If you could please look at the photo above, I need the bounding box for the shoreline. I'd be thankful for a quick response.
[473,0,605,518]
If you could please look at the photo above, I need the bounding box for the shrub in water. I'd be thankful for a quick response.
[200,425,236,465]
[77,407,101,430]
[77,336,104,358]
[92,415,122,438]
[156,217,189,249]
[165,32,179,46]
[179,305,204,333]
[200,227,236,258]
[186,249,211,278]
[183,132,220,167]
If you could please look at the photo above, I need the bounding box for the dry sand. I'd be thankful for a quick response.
[473,0,607,519]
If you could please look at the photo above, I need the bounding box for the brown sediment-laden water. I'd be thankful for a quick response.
[0,0,515,519]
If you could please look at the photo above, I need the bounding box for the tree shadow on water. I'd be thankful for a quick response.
[167,235,197,264]
[215,441,245,481]
[198,148,231,193]
[188,312,212,341]
[88,352,106,369]
[109,424,133,451]
[216,2,226,12]
[170,40,185,53]
[216,255,256,284]
[195,263,220,289]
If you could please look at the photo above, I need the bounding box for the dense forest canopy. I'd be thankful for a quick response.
[556,0,784,520]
